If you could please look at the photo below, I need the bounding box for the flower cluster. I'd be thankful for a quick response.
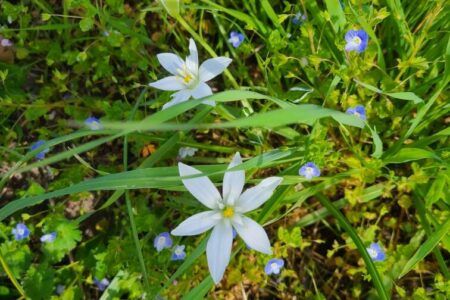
[11,223,57,244]
[153,232,186,261]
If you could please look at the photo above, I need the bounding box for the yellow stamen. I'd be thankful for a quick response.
[223,207,234,218]
[183,73,193,83]
[353,37,362,45]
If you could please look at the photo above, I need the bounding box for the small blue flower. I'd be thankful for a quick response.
[94,278,110,291]
[85,117,103,130]
[264,258,284,275]
[228,31,244,48]
[292,12,307,25]
[56,285,65,295]
[30,140,50,160]
[171,245,186,261]
[299,162,320,179]
[12,223,30,240]
[345,29,369,53]
[154,232,173,252]
[40,232,57,243]
[346,105,366,120]
[367,242,385,262]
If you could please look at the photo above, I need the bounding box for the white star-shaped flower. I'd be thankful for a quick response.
[149,38,232,110]
[172,152,283,283]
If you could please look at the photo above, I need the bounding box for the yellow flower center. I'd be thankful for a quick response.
[223,207,234,218]
[306,167,313,174]
[183,73,193,83]
[352,36,362,45]
[177,65,195,85]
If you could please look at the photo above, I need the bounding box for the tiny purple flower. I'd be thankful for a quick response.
[228,31,244,48]
[264,258,284,275]
[299,162,320,179]
[40,232,57,243]
[30,140,50,160]
[346,105,366,120]
[345,30,369,53]
[1,39,13,47]
[171,245,186,261]
[56,285,65,295]
[292,12,307,25]
[12,223,30,240]
[154,232,173,252]
[84,117,103,130]
[367,242,386,262]
[94,278,110,291]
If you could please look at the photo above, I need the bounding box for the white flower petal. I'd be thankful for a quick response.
[191,81,213,99]
[157,53,184,75]
[235,177,283,213]
[162,89,192,110]
[149,76,186,91]
[199,57,232,82]
[178,162,222,210]
[171,211,221,236]
[206,220,233,283]
[222,152,245,206]
[232,215,272,254]
[185,38,198,74]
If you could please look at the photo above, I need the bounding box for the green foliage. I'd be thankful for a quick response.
[23,264,54,300]
[42,217,82,263]
[0,0,449,299]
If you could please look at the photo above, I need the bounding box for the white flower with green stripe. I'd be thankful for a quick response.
[172,152,282,283]
[149,38,232,110]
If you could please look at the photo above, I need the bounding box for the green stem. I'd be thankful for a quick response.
[122,90,151,293]
[315,193,390,300]
[0,251,27,298]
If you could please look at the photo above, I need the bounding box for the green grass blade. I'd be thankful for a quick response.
[315,193,390,300]
[398,217,450,279]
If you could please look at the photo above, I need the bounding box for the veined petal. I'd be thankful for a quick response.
[232,215,272,254]
[206,220,233,283]
[178,162,222,210]
[235,177,283,213]
[157,53,184,75]
[223,152,245,206]
[185,38,199,74]
[171,211,221,236]
[162,89,192,110]
[149,76,185,91]
[199,57,232,82]
[191,82,213,99]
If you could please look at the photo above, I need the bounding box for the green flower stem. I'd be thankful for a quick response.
[122,90,151,293]
[0,251,27,298]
